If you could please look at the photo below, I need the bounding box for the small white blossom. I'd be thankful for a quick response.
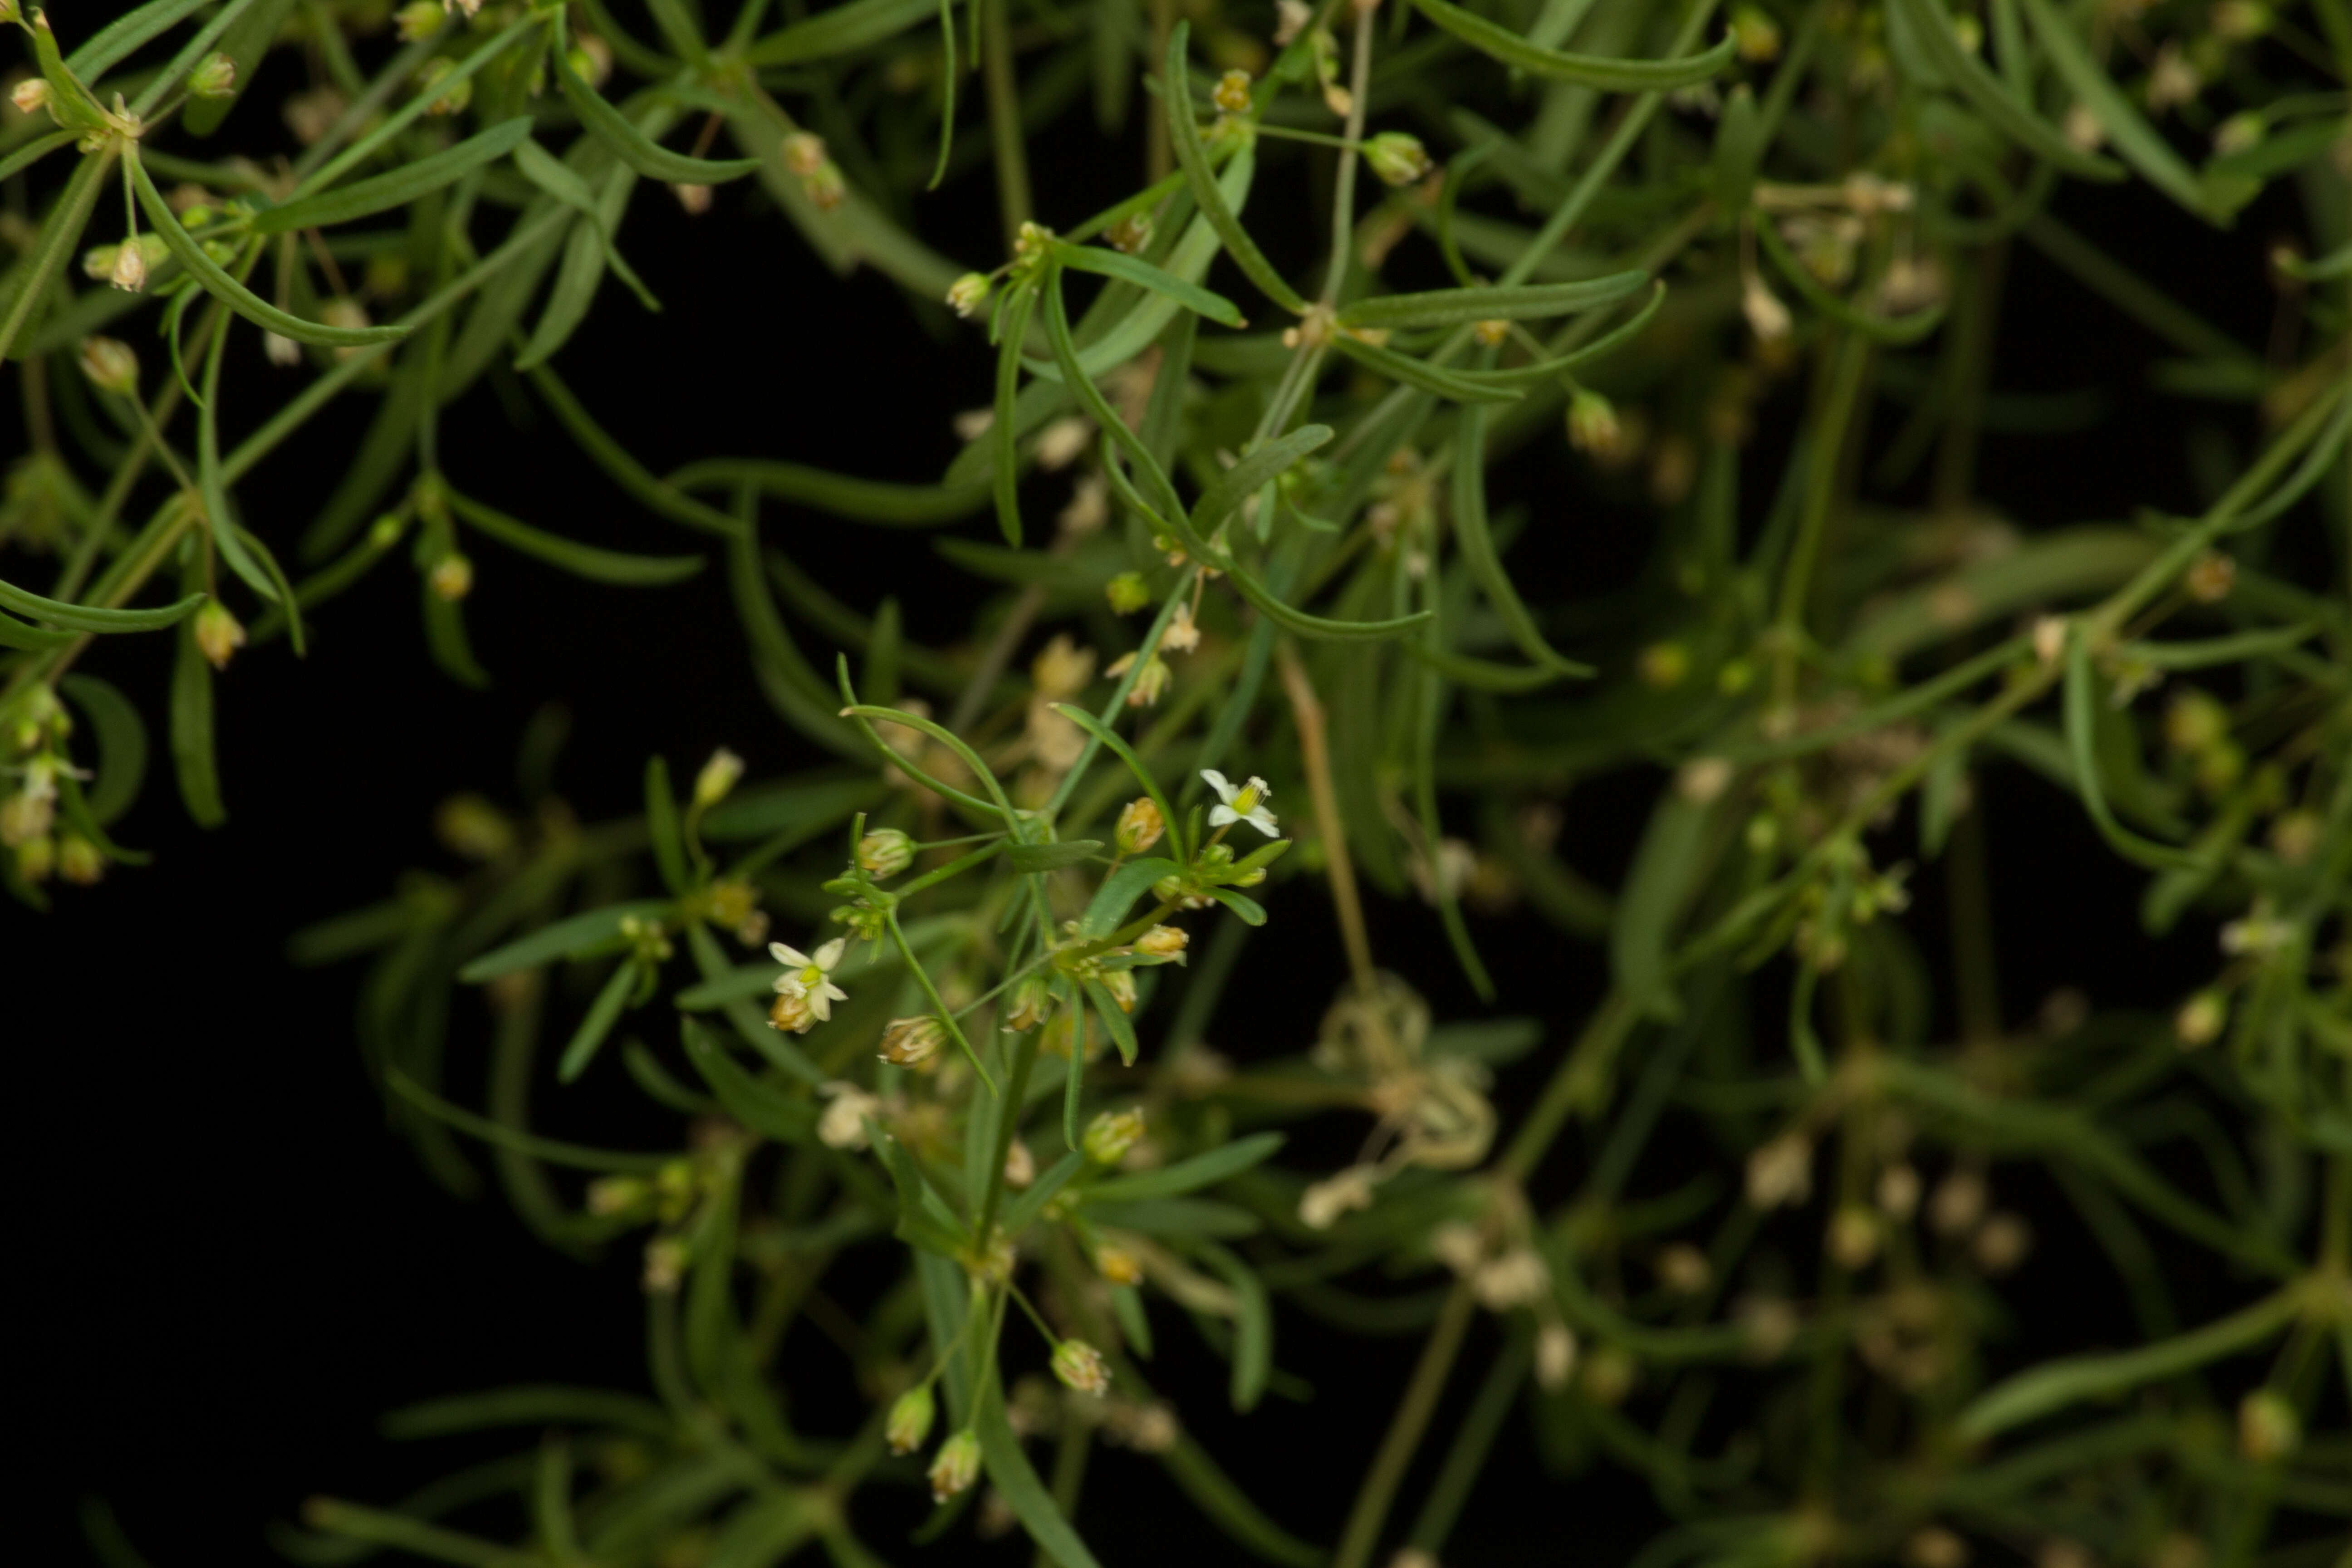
[816,1081,881,1149]
[770,936,849,1022]
[1201,769,1277,837]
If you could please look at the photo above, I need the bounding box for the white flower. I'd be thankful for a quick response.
[816,1081,881,1149]
[1200,769,1277,837]
[770,936,849,1022]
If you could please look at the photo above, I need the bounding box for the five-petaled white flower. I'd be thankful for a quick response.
[1200,770,1277,837]
[770,937,849,1022]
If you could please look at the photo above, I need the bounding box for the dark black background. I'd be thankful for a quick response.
[10,29,2328,1567]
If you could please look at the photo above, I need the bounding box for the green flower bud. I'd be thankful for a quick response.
[693,747,745,810]
[1106,572,1151,614]
[886,1384,936,1454]
[189,51,237,99]
[1082,1107,1144,1166]
[1362,131,1433,187]
[858,828,916,879]
[77,335,138,396]
[946,272,992,318]
[927,1430,980,1501]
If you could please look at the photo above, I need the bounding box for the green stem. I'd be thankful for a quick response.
[1330,1281,1479,1568]
[980,0,1031,249]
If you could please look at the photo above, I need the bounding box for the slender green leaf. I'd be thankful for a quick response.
[1089,1133,1284,1201]
[0,612,75,651]
[554,44,760,184]
[975,1379,1106,1568]
[2063,628,2194,870]
[383,1068,672,1171]
[61,0,215,80]
[557,963,638,1083]
[1191,424,1332,537]
[444,490,703,585]
[681,1019,819,1142]
[1755,220,1947,345]
[460,902,672,981]
[0,149,113,365]
[1329,334,1521,403]
[170,608,226,828]
[1341,270,1646,331]
[61,674,149,825]
[645,756,690,892]
[1408,0,1739,89]
[1449,403,1590,676]
[256,118,534,233]
[131,158,408,346]
[1886,0,2124,181]
[1084,978,1140,1065]
[2014,0,2213,218]
[1164,24,1307,315]
[383,1386,675,1442]
[1005,839,1105,873]
[1053,240,1246,328]
[1196,1241,1271,1411]
[746,0,937,64]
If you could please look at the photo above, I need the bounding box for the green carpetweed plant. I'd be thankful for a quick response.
[5,0,2350,1566]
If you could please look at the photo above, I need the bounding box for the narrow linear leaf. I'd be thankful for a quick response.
[681,1019,819,1142]
[60,674,149,825]
[746,0,937,64]
[1755,220,1947,345]
[2014,0,2213,218]
[646,756,690,893]
[170,608,226,828]
[1408,0,1739,90]
[1089,1133,1284,1201]
[1196,1242,1271,1411]
[1340,270,1647,331]
[255,118,534,233]
[382,1068,671,1171]
[1005,839,1105,873]
[1191,425,1332,537]
[460,901,673,981]
[1084,979,1140,1065]
[1886,0,2124,181]
[2063,629,2195,870]
[975,1379,1107,1568]
[446,490,703,585]
[131,158,408,346]
[61,0,215,80]
[0,611,77,650]
[554,40,761,184]
[1446,280,1668,386]
[1449,404,1588,676]
[1053,240,1246,328]
[557,963,638,1083]
[1164,24,1308,315]
[1329,334,1521,404]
